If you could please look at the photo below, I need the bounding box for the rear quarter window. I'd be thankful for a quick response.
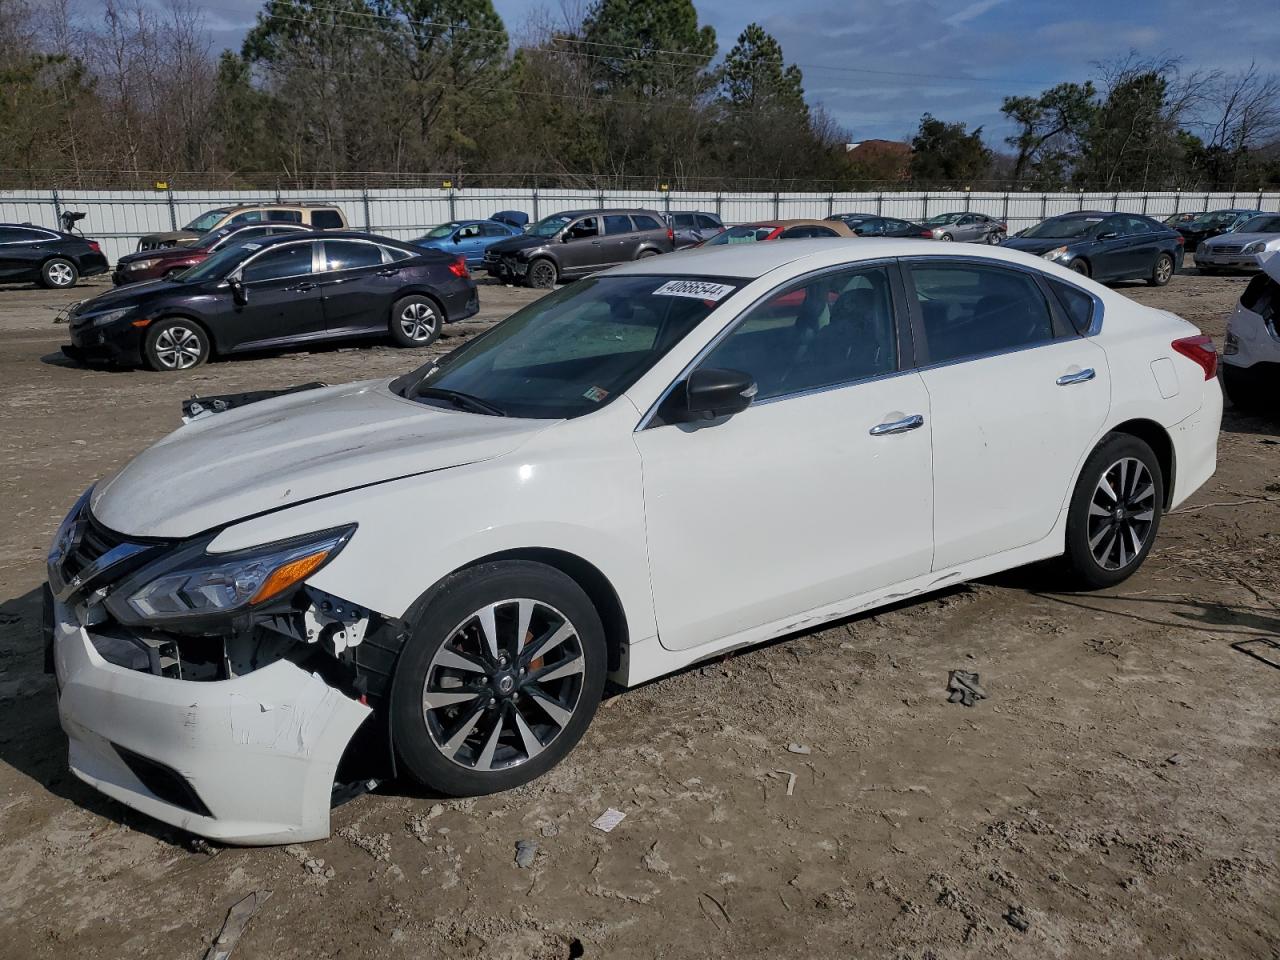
[1048,278,1096,335]
[632,215,661,231]
[310,210,344,229]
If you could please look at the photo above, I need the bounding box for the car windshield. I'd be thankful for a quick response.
[529,214,574,238]
[182,210,228,233]
[704,225,774,246]
[394,274,742,419]
[194,227,238,250]
[1020,216,1100,239]
[177,242,259,282]
[922,213,964,226]
[423,223,461,239]
[1236,215,1280,234]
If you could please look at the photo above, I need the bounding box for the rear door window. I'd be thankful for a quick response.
[266,209,304,223]
[323,240,383,272]
[241,242,315,282]
[696,215,721,230]
[604,215,634,235]
[481,222,509,237]
[566,217,599,240]
[1047,278,1095,335]
[671,214,695,229]
[632,215,662,231]
[228,210,265,225]
[910,262,1056,363]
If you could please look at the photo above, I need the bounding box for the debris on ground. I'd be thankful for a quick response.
[947,670,988,707]
[337,824,392,861]
[786,743,811,755]
[1004,904,1029,932]
[591,808,627,833]
[202,890,272,960]
[774,770,798,796]
[515,840,538,868]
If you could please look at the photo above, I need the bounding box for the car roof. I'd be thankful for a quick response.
[236,229,410,249]
[545,209,664,218]
[609,237,1057,280]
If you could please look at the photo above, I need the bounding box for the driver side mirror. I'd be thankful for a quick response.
[229,278,248,305]
[679,368,757,421]
[560,232,574,243]
[451,231,463,243]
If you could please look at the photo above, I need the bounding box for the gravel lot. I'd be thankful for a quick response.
[1,263,1277,959]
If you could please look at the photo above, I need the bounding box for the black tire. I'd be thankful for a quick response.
[1068,258,1090,277]
[390,561,607,796]
[636,249,660,260]
[1062,433,1164,589]
[987,231,1005,245]
[1148,252,1174,287]
[41,257,79,289]
[1222,364,1267,414]
[525,257,557,289]
[390,294,442,347]
[939,233,954,242]
[143,318,209,371]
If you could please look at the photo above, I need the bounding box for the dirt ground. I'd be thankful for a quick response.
[0,262,1277,960]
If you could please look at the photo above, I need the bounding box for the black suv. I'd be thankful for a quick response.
[483,209,674,288]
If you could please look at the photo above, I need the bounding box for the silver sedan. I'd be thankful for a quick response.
[920,212,1007,243]
[1195,214,1280,273]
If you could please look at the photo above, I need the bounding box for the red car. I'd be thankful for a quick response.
[112,223,312,285]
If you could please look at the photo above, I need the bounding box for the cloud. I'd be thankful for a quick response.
[943,0,1009,27]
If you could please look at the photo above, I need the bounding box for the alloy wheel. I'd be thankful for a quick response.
[153,324,203,369]
[399,301,438,342]
[1154,255,1173,284]
[47,262,74,286]
[1087,457,1156,570]
[422,599,586,771]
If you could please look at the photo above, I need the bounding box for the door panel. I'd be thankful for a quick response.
[224,241,323,350]
[558,217,603,274]
[317,240,400,335]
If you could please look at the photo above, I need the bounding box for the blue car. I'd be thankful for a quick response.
[1002,211,1183,286]
[415,219,524,266]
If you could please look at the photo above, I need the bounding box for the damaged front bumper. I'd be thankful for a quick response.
[51,593,372,844]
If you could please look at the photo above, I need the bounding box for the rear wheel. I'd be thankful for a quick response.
[636,249,660,260]
[390,561,607,796]
[143,318,209,371]
[1148,252,1174,286]
[525,258,557,289]
[41,258,78,289]
[1062,433,1164,589]
[390,294,441,347]
[986,230,1005,245]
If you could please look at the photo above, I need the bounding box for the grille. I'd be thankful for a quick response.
[63,514,128,581]
[1214,245,1245,255]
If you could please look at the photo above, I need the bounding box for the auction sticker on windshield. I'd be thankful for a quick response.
[653,280,736,301]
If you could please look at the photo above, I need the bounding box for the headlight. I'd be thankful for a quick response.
[126,259,160,271]
[87,308,132,328]
[110,525,356,624]
[1041,246,1070,261]
[48,487,93,571]
[1243,241,1264,254]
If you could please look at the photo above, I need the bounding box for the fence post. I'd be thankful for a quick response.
[598,186,606,210]
[448,184,456,221]
[772,191,780,219]
[166,187,177,231]
[1002,192,1009,223]
[1040,194,1047,220]
[715,192,722,219]
[1141,193,1148,215]
[361,186,372,231]
[827,193,834,217]
[1078,190,1084,212]
[532,186,539,221]
[51,188,62,229]
[964,191,970,213]
[922,193,929,219]
[1112,193,1119,212]
[876,192,883,215]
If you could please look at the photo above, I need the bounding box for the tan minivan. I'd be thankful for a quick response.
[136,203,348,251]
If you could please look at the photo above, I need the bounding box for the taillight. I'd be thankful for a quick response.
[448,256,469,278]
[667,227,675,244]
[88,240,101,253]
[1171,335,1218,380]
[920,229,933,238]
[1175,235,1185,246]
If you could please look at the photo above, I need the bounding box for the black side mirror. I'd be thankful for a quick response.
[230,278,248,305]
[451,232,463,243]
[682,367,757,420]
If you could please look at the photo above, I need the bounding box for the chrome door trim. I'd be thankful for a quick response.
[1056,368,1097,386]
[869,414,925,436]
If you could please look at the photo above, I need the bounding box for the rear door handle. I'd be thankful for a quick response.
[377,267,399,277]
[869,414,925,436]
[1056,368,1096,386]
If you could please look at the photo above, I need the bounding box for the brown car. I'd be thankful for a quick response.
[136,203,347,251]
[699,218,856,246]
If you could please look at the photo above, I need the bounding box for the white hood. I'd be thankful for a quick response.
[92,379,552,539]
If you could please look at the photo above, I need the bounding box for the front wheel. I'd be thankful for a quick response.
[390,561,607,796]
[42,258,79,289]
[1148,252,1174,286]
[938,233,954,242]
[143,318,209,371]
[1062,433,1164,589]
[390,295,442,347]
[525,258,557,289]
[1068,258,1090,277]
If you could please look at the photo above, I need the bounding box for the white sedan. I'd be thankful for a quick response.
[46,239,1222,844]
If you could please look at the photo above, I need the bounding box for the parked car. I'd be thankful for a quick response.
[701,219,855,246]
[1164,212,1197,227]
[61,231,477,370]
[1174,209,1264,251]
[827,213,933,238]
[1194,214,1280,273]
[113,223,313,285]
[491,210,529,230]
[135,203,347,251]
[666,210,725,248]
[482,209,673,288]
[1221,252,1278,414]
[414,219,524,266]
[1001,211,1182,285]
[918,211,1007,244]
[0,222,109,288]
[44,239,1221,843]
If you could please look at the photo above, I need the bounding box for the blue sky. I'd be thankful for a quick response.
[192,0,1280,147]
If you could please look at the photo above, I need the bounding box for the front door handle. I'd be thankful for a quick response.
[377,267,399,277]
[869,414,925,436]
[287,281,317,292]
[1056,368,1096,386]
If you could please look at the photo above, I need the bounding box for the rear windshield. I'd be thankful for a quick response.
[705,225,774,245]
[1241,272,1276,317]
[394,274,742,419]
[182,210,229,232]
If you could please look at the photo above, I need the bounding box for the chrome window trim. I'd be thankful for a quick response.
[635,257,902,431]
[0,227,60,244]
[233,238,319,285]
[318,237,396,273]
[901,252,1105,338]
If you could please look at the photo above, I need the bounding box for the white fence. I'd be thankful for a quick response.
[5,187,1280,264]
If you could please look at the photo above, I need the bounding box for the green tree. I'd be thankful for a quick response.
[1000,81,1095,186]
[719,23,806,116]
[909,113,992,184]
[581,0,716,98]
